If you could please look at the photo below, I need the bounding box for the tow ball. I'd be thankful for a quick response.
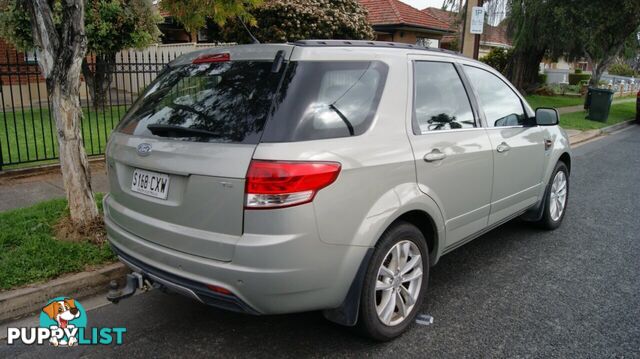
[106,272,153,303]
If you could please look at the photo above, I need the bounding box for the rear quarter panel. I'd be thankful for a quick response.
[252,49,446,254]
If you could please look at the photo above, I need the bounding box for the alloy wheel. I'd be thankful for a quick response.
[375,240,423,326]
[549,170,568,221]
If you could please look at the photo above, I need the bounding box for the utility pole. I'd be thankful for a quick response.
[461,0,484,59]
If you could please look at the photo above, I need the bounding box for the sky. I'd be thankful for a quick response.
[400,0,446,10]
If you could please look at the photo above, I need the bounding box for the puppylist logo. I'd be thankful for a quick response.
[6,297,126,346]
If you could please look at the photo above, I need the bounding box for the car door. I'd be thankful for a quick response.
[407,57,493,247]
[462,65,546,226]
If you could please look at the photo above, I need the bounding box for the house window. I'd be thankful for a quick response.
[416,37,439,48]
[197,29,209,43]
[24,50,38,64]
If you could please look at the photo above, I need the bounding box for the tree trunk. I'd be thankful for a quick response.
[26,0,99,226]
[82,53,116,109]
[49,81,99,223]
[504,49,546,93]
[589,62,605,87]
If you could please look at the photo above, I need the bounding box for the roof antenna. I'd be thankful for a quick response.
[237,16,260,44]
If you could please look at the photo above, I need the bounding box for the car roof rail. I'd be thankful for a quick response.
[292,39,463,56]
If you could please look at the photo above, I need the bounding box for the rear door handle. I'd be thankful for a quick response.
[496,142,511,153]
[424,149,446,162]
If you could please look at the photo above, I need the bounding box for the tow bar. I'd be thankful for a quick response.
[106,272,153,304]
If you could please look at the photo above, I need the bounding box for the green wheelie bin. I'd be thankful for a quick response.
[585,88,614,122]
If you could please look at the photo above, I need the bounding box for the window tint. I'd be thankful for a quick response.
[413,61,475,133]
[464,66,526,127]
[117,61,283,144]
[261,61,388,142]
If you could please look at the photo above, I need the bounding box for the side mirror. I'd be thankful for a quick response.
[535,108,559,126]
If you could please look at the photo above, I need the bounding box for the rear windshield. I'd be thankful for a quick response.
[117,60,282,144]
[117,59,388,143]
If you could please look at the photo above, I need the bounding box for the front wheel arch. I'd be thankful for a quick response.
[559,152,571,175]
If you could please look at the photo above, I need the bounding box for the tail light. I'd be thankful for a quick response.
[245,160,341,209]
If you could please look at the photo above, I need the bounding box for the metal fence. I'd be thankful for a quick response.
[0,48,194,170]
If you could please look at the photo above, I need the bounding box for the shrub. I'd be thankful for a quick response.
[480,47,513,74]
[208,0,374,43]
[567,84,581,93]
[537,73,548,84]
[608,63,636,77]
[568,73,591,85]
[574,68,583,74]
[533,85,555,96]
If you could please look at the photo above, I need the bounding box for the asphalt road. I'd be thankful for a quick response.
[3,125,640,358]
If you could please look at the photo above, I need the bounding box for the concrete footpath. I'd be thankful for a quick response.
[0,162,109,212]
[557,97,636,114]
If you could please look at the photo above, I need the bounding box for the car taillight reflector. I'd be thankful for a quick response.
[206,284,233,296]
[245,160,341,209]
[192,53,230,64]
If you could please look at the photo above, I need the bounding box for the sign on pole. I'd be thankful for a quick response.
[470,6,485,34]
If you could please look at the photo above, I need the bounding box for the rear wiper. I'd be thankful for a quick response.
[147,124,222,138]
[329,104,354,136]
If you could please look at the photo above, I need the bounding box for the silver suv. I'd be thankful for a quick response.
[104,40,571,341]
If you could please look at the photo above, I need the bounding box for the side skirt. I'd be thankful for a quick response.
[442,206,532,255]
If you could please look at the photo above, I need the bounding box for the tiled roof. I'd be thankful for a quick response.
[422,7,458,30]
[358,0,452,32]
[422,7,459,44]
[481,24,512,47]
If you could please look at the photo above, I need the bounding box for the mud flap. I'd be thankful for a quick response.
[521,181,550,222]
[322,248,374,326]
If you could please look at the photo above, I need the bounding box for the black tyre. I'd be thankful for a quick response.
[357,222,429,341]
[537,161,569,230]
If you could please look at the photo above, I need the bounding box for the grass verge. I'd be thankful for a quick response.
[560,102,636,130]
[0,193,115,290]
[524,95,585,109]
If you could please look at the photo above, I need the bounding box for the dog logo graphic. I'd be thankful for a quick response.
[7,296,125,346]
[40,297,86,346]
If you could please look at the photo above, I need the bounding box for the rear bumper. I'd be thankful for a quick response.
[104,194,369,315]
[111,244,259,314]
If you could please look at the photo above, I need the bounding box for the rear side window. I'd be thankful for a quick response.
[261,61,389,142]
[412,61,475,133]
[117,61,283,144]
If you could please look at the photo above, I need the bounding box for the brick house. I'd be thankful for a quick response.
[477,23,512,58]
[357,0,453,47]
[0,38,50,109]
[0,38,43,85]
[420,7,459,50]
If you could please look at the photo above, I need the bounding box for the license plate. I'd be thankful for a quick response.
[131,169,170,200]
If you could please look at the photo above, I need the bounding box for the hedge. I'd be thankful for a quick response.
[538,73,548,84]
[568,73,591,85]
